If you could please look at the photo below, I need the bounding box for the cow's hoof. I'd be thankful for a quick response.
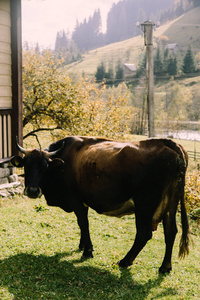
[79,243,84,251]
[117,259,131,269]
[82,250,93,259]
[159,265,172,274]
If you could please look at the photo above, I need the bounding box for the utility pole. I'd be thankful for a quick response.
[141,20,155,137]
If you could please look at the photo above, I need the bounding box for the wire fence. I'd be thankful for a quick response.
[188,150,200,162]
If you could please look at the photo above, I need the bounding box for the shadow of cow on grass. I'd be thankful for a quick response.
[0,252,176,299]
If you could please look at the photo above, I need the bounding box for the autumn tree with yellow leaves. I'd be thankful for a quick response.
[22,50,135,142]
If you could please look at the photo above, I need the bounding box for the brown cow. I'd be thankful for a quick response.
[11,136,190,273]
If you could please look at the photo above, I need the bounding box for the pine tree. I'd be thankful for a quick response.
[167,57,177,75]
[154,47,163,75]
[182,47,196,74]
[55,32,61,51]
[175,0,184,17]
[55,30,69,53]
[163,48,169,73]
[191,0,200,8]
[72,10,103,51]
[95,62,106,81]
[136,55,146,78]
[105,64,114,85]
[115,61,124,81]
[35,43,40,54]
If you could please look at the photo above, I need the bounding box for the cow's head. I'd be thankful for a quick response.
[11,139,64,199]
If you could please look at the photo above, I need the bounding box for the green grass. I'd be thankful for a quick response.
[0,196,199,299]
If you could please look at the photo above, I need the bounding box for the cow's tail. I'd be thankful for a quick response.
[179,185,190,258]
[177,144,190,259]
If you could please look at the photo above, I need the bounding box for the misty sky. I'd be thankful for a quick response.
[22,0,118,49]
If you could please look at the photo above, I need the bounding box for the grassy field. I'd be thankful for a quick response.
[164,7,200,49]
[0,196,199,300]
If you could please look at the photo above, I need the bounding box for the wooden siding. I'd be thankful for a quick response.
[0,109,12,158]
[0,0,10,12]
[0,1,12,109]
[0,0,22,160]
[10,0,23,154]
[0,0,12,159]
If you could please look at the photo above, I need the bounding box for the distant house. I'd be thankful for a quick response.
[166,43,178,53]
[0,0,22,161]
[124,63,137,77]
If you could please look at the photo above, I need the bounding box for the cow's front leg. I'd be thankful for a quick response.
[118,213,152,268]
[74,205,93,258]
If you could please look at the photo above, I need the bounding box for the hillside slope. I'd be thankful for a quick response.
[164,7,200,50]
[66,7,200,77]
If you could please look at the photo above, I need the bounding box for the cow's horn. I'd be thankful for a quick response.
[16,136,27,154]
[47,142,64,158]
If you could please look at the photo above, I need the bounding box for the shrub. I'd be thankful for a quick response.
[185,171,200,222]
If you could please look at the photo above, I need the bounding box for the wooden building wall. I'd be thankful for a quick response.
[0,0,22,160]
[0,0,12,159]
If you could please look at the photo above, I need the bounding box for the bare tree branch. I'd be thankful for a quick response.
[23,127,60,140]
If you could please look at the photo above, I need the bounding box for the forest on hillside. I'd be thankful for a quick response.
[53,0,199,56]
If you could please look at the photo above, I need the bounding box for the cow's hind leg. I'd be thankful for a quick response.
[74,205,93,258]
[118,213,153,268]
[159,211,178,274]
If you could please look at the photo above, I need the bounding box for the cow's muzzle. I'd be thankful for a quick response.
[24,186,42,199]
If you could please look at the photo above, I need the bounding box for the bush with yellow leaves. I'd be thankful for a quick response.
[185,171,200,222]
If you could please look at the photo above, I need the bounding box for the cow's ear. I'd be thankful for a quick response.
[11,156,24,168]
[48,158,64,169]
